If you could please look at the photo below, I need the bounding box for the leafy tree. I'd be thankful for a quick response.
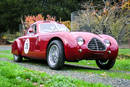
[42,0,84,20]
[0,0,127,34]
[0,0,84,33]
[0,0,43,33]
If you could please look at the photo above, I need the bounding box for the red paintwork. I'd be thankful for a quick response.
[12,21,118,62]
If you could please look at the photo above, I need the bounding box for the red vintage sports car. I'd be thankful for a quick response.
[12,21,118,70]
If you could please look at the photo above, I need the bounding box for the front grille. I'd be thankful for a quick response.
[87,38,106,51]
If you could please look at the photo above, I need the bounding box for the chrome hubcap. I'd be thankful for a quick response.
[48,45,59,66]
[99,59,109,65]
[14,55,18,60]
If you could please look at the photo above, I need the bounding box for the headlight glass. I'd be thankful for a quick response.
[77,37,84,46]
[104,39,110,47]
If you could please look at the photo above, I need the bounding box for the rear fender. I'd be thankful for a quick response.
[12,39,22,55]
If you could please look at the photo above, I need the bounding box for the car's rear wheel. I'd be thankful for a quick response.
[96,59,116,70]
[13,55,23,62]
[47,40,65,70]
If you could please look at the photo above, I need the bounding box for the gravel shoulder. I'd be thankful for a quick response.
[0,45,11,51]
[0,45,130,87]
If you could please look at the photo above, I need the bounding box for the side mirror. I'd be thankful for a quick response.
[29,29,34,33]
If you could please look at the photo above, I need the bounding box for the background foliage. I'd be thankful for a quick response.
[0,0,84,34]
[0,0,114,34]
[71,0,130,45]
[0,0,129,47]
[0,0,43,33]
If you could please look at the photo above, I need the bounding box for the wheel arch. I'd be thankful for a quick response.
[46,37,66,60]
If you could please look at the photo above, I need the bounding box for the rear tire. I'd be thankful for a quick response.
[96,59,116,70]
[47,40,65,70]
[13,55,23,62]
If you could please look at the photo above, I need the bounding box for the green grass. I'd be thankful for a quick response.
[0,61,111,87]
[65,48,130,80]
[0,50,13,60]
[0,53,13,60]
[0,50,11,54]
[65,58,130,80]
[114,58,130,71]
[66,57,130,71]
[0,49,130,80]
[66,60,97,67]
[119,49,130,55]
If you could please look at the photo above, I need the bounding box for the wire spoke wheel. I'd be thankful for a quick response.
[48,45,59,66]
[47,40,65,70]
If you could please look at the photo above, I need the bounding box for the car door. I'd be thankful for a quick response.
[21,24,37,58]
[27,24,41,59]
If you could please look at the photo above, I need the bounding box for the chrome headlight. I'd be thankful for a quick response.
[104,39,110,47]
[77,37,84,46]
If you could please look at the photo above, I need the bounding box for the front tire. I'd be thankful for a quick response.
[96,59,116,70]
[47,40,65,70]
[13,55,23,62]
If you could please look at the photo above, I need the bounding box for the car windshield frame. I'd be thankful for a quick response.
[39,22,70,33]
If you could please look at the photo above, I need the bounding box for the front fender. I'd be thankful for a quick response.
[99,34,119,60]
[47,33,78,61]
[58,35,79,61]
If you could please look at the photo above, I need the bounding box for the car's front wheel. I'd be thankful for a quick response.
[13,55,23,62]
[96,59,116,70]
[47,40,65,70]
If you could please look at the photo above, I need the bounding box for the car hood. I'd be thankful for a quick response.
[70,32,103,40]
[38,31,105,42]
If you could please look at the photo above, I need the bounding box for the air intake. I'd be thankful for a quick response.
[88,38,106,51]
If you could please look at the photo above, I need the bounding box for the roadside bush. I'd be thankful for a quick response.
[0,32,21,43]
[24,14,71,30]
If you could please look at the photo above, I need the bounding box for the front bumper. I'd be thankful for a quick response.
[65,38,118,61]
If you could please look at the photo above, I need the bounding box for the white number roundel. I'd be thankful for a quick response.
[24,39,30,54]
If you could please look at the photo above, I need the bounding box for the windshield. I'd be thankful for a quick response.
[39,22,70,33]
